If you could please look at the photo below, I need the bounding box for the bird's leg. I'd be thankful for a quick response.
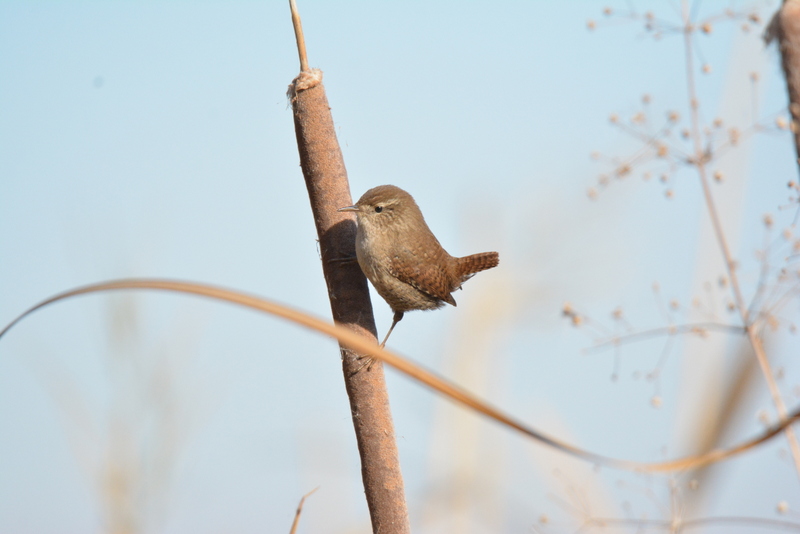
[350,311,405,376]
[379,311,404,348]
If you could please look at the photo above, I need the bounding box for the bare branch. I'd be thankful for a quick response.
[587,322,745,352]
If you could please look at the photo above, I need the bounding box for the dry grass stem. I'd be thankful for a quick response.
[578,515,800,532]
[288,487,318,534]
[587,1,800,482]
[587,322,745,352]
[289,0,309,72]
[767,0,800,179]
[680,0,800,477]
[2,278,800,473]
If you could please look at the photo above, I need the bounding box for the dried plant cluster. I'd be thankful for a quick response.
[550,2,800,532]
[586,6,789,201]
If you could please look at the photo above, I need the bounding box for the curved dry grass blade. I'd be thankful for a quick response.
[2,278,798,473]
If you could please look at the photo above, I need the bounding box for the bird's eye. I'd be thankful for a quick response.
[374,206,383,213]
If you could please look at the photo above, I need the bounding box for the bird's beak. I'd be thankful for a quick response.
[338,205,359,212]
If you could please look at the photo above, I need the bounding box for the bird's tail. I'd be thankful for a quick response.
[456,251,499,281]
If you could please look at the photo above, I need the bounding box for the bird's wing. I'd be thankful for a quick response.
[388,252,457,306]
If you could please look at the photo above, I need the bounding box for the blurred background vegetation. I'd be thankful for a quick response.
[1,1,799,532]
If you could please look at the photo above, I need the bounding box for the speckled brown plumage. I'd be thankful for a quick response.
[338,184,499,347]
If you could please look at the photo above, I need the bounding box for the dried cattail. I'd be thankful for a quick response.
[765,1,800,175]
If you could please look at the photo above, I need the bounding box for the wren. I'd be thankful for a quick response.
[338,185,499,347]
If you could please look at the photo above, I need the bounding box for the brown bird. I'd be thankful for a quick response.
[338,185,499,347]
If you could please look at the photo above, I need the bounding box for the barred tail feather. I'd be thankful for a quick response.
[456,251,499,279]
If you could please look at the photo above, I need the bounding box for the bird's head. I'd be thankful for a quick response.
[338,185,423,233]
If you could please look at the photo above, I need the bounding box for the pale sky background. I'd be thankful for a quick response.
[2,1,800,533]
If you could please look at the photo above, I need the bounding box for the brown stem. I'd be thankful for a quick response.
[289,487,318,534]
[587,322,746,352]
[289,0,309,72]
[682,0,800,478]
[766,0,800,175]
[287,2,410,531]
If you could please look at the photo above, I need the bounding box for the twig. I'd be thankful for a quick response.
[289,487,319,534]
[583,515,800,532]
[587,322,744,352]
[747,226,775,319]
[681,0,800,479]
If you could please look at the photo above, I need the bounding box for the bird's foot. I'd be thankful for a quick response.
[350,355,377,376]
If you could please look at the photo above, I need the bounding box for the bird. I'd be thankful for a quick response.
[338,185,499,348]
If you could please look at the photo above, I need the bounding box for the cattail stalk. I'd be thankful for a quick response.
[286,2,411,532]
[766,0,800,172]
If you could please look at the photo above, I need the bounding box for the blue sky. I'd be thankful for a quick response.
[2,1,799,533]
